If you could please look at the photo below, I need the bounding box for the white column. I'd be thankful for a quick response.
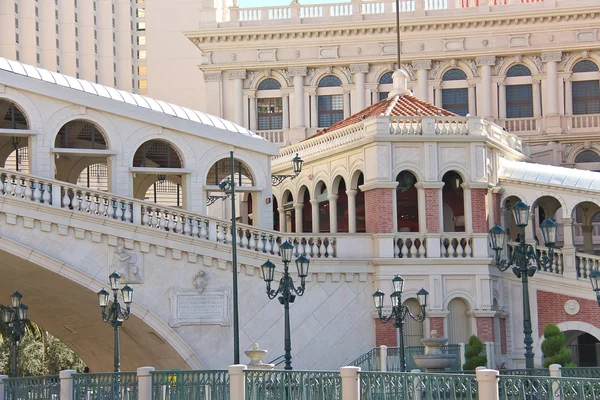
[412,60,432,101]
[229,70,246,126]
[278,207,286,233]
[310,199,320,233]
[533,79,542,117]
[18,0,37,65]
[310,91,318,128]
[78,0,96,81]
[340,367,360,400]
[59,0,77,77]
[97,0,114,85]
[476,56,495,119]
[499,82,507,119]
[351,63,368,111]
[249,94,257,131]
[328,194,338,234]
[416,184,426,232]
[434,85,442,107]
[549,364,562,400]
[59,370,77,400]
[228,365,247,400]
[137,366,155,400]
[289,67,307,128]
[115,0,133,91]
[294,203,303,233]
[565,77,573,115]
[542,52,562,116]
[343,90,351,118]
[475,369,499,400]
[379,345,388,372]
[282,93,290,129]
[468,84,476,116]
[38,0,57,70]
[347,189,357,233]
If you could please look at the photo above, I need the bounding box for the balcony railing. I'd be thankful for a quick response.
[255,129,287,144]
[500,117,540,135]
[566,113,600,132]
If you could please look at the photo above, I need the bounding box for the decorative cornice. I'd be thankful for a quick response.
[476,56,496,66]
[541,51,563,62]
[288,66,308,77]
[412,59,432,70]
[349,63,369,73]
[203,71,222,82]
[228,70,247,80]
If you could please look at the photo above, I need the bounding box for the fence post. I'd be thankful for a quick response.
[475,369,499,400]
[340,366,360,400]
[549,364,562,400]
[229,364,247,400]
[0,375,7,400]
[459,343,466,370]
[485,342,495,369]
[59,370,77,400]
[52,183,62,208]
[379,345,387,372]
[411,369,423,400]
[137,366,155,400]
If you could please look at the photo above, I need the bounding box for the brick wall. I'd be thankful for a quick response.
[424,188,440,232]
[476,317,494,342]
[492,192,501,226]
[430,317,445,336]
[471,188,489,233]
[537,290,600,337]
[500,318,507,355]
[365,188,394,233]
[375,320,397,346]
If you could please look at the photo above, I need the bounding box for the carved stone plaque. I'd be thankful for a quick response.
[169,288,231,327]
[564,299,580,316]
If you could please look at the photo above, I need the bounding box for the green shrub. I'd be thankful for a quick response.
[541,324,574,368]
[463,335,488,370]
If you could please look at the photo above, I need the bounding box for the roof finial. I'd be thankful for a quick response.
[387,69,411,98]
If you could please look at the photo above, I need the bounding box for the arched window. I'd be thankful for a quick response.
[505,65,533,119]
[575,150,600,163]
[378,72,393,101]
[572,61,600,116]
[77,163,108,191]
[133,140,182,168]
[317,76,344,128]
[0,99,28,129]
[447,298,470,344]
[257,79,283,130]
[55,120,108,149]
[206,158,254,187]
[257,78,282,90]
[335,178,348,233]
[506,64,532,77]
[442,171,464,233]
[442,69,468,116]
[315,181,330,232]
[573,60,599,73]
[396,170,418,232]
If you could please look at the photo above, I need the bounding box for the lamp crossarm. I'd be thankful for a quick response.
[266,284,282,300]
[406,306,427,323]
[377,309,396,325]
[271,175,296,187]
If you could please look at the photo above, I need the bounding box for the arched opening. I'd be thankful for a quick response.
[396,170,418,232]
[282,190,295,232]
[132,140,185,208]
[299,186,312,233]
[378,71,393,101]
[0,99,28,129]
[315,181,330,232]
[441,69,469,116]
[257,78,284,132]
[272,196,280,231]
[0,100,30,173]
[3,142,29,173]
[571,60,599,116]
[317,76,344,128]
[335,177,348,233]
[571,201,600,256]
[502,195,523,241]
[355,173,366,233]
[442,171,464,233]
[531,195,563,246]
[505,65,533,119]
[403,298,424,347]
[447,298,471,344]
[54,120,112,189]
[564,331,600,367]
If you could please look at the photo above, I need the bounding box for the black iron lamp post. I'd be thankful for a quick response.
[589,269,600,306]
[488,200,558,369]
[271,154,303,186]
[97,271,133,372]
[260,240,310,370]
[372,276,428,372]
[2,292,28,377]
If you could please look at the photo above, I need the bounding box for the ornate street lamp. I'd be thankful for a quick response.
[589,269,600,306]
[260,240,310,370]
[2,292,28,377]
[488,200,557,369]
[372,276,428,372]
[97,271,133,372]
[271,154,303,186]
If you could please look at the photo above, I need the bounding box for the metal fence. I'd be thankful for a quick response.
[151,370,229,400]
[245,370,341,400]
[73,372,138,400]
[498,375,600,400]
[360,371,478,400]
[388,345,463,372]
[348,348,381,372]
[4,375,60,400]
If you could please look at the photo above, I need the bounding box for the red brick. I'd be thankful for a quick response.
[375,320,398,347]
[492,192,502,227]
[471,188,489,233]
[537,290,600,337]
[500,318,507,355]
[476,317,494,342]
[424,189,440,233]
[430,317,445,336]
[364,188,394,233]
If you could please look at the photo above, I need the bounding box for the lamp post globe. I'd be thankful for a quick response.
[3,292,29,377]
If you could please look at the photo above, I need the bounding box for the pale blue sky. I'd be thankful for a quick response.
[238,0,346,7]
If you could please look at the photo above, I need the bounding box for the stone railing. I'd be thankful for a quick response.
[394,233,427,258]
[507,241,564,275]
[441,234,474,258]
[223,0,568,27]
[482,119,523,153]
[272,121,365,168]
[256,129,287,144]
[575,252,600,279]
[566,113,600,132]
[500,117,540,134]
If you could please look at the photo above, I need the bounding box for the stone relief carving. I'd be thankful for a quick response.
[465,60,479,77]
[295,50,301,58]
[349,63,369,74]
[288,66,307,77]
[428,61,441,79]
[200,52,212,65]
[203,72,222,82]
[493,57,505,76]
[561,143,573,163]
[243,71,257,89]
[476,56,495,67]
[228,70,247,80]
[529,56,544,73]
[193,270,209,294]
[557,52,573,72]
[169,287,231,327]
[541,52,562,63]
[564,299,580,316]
[276,69,293,86]
[111,241,143,284]
[548,35,555,42]
[403,64,416,81]
[482,39,489,47]
[412,60,432,70]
